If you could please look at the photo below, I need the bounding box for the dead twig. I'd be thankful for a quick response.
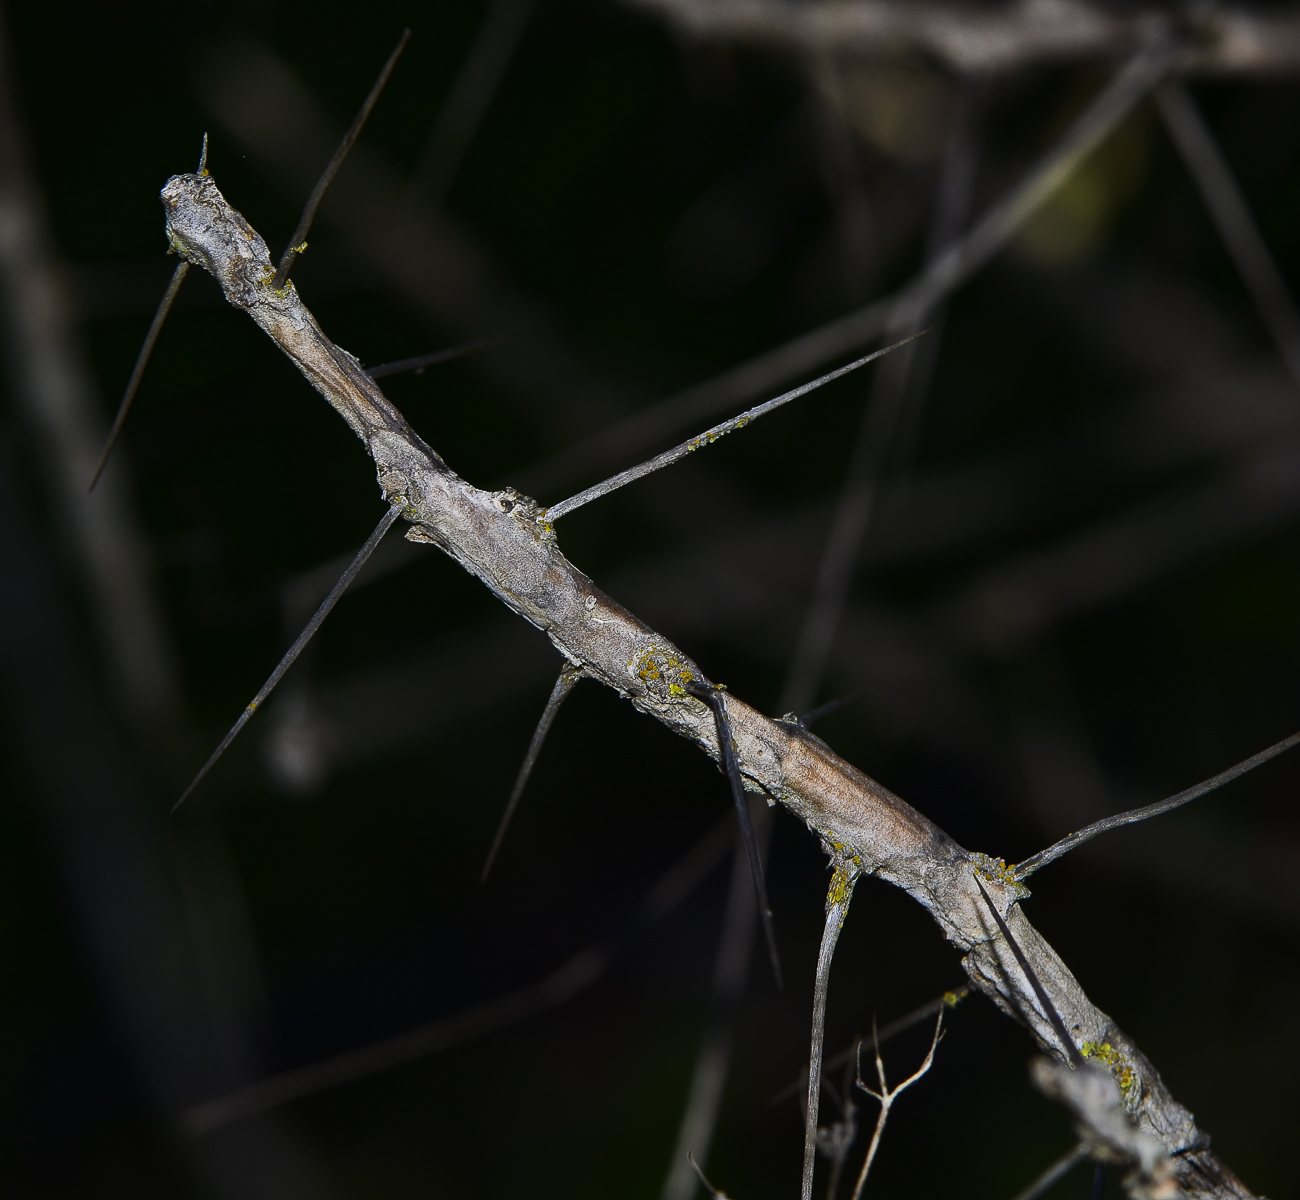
[849,1007,945,1200]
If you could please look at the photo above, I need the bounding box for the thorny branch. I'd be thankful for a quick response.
[161,171,1254,1197]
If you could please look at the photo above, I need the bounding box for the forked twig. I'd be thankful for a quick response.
[686,679,782,987]
[1007,1144,1088,1200]
[848,1008,945,1200]
[543,333,926,523]
[173,503,404,812]
[271,28,411,290]
[482,665,582,880]
[769,986,970,1107]
[366,335,502,380]
[1012,727,1300,879]
[973,876,1082,1068]
[802,856,860,1200]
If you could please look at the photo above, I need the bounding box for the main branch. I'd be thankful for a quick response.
[161,172,1251,1198]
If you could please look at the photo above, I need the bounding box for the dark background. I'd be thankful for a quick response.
[0,1,1297,1197]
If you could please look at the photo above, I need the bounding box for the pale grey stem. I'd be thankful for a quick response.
[848,1009,944,1200]
[271,28,411,289]
[89,259,189,491]
[1013,727,1300,879]
[803,863,859,1200]
[1008,1145,1089,1200]
[181,813,734,1134]
[521,40,1174,503]
[173,503,404,812]
[545,335,924,523]
[481,665,581,880]
[366,335,501,379]
[1156,81,1300,388]
[414,0,538,204]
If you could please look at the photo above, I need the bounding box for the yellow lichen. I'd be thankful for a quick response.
[1081,1041,1137,1094]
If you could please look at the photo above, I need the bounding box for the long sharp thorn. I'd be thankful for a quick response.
[366,335,503,380]
[803,860,858,1200]
[89,260,190,491]
[543,331,927,524]
[481,666,580,880]
[271,28,411,291]
[686,680,783,988]
[973,875,1082,1067]
[173,503,403,813]
[799,690,866,730]
[1013,726,1300,879]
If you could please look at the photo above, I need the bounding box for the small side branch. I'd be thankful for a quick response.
[802,856,860,1200]
[1013,727,1300,879]
[849,1007,945,1200]
[173,503,403,812]
[686,679,782,987]
[271,28,411,290]
[482,665,582,880]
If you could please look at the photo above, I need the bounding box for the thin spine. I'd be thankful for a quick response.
[1156,81,1300,387]
[1007,1145,1088,1200]
[88,260,189,491]
[798,690,865,730]
[173,503,403,812]
[686,1154,732,1200]
[543,333,925,523]
[1012,727,1300,879]
[973,876,1082,1067]
[686,680,783,988]
[482,666,581,880]
[271,28,411,291]
[366,335,501,380]
[180,812,735,1134]
[848,1009,945,1200]
[802,859,859,1200]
